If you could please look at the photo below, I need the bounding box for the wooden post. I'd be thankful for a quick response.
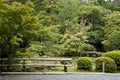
[23,60,26,72]
[102,61,105,73]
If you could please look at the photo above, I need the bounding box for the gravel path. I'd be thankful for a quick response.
[1,73,120,80]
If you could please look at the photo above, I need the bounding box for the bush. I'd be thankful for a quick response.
[102,50,120,70]
[1,58,22,72]
[77,57,92,71]
[95,57,117,73]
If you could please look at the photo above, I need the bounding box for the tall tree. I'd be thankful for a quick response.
[102,11,120,51]
[0,1,38,57]
[78,4,105,51]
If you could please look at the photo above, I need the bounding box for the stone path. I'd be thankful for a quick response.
[1,73,120,80]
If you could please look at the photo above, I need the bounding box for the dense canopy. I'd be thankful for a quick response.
[0,0,120,58]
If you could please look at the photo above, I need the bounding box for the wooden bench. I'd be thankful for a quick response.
[0,58,72,72]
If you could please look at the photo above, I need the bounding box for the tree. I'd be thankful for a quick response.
[78,4,105,51]
[0,1,38,57]
[102,11,120,51]
[60,21,95,57]
[28,25,62,57]
[113,0,120,6]
[97,0,120,11]
[52,0,80,34]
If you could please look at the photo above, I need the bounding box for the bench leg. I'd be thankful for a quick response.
[64,66,67,72]
[23,60,26,72]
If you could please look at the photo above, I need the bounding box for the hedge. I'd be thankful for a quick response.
[77,57,92,71]
[102,50,120,70]
[95,57,117,73]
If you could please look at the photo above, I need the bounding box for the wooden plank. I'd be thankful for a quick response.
[0,58,72,61]
[0,64,23,66]
[0,64,72,67]
[25,64,72,67]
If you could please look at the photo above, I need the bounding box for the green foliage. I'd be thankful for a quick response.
[52,0,80,34]
[102,50,120,70]
[56,0,79,23]
[35,25,62,56]
[0,1,38,57]
[1,58,22,72]
[10,51,36,58]
[77,57,92,71]
[0,0,120,58]
[78,4,105,51]
[78,5,104,27]
[26,41,44,56]
[60,21,95,57]
[26,41,62,57]
[95,57,117,73]
[102,11,120,51]
[102,31,120,51]
[97,0,120,11]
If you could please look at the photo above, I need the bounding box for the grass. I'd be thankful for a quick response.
[31,65,95,72]
[25,66,78,72]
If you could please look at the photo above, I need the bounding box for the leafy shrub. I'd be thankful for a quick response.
[102,50,120,70]
[77,57,92,70]
[95,57,117,73]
